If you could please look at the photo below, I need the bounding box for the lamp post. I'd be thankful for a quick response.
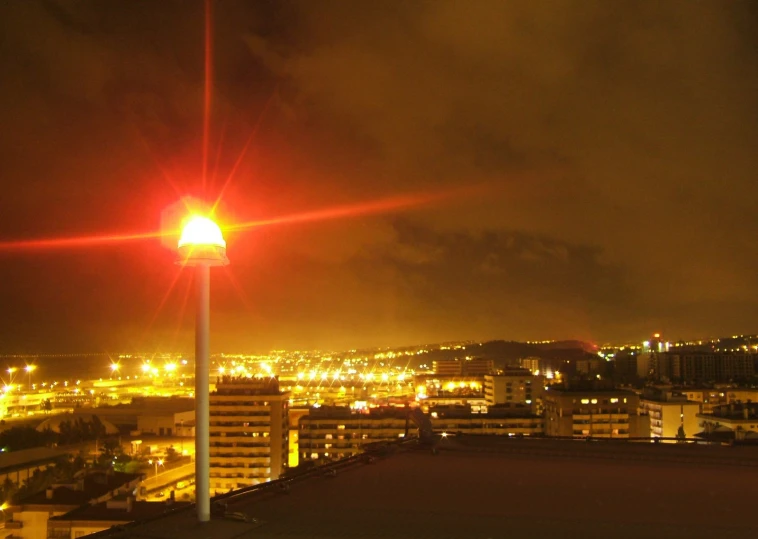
[25,365,36,391]
[148,458,164,477]
[177,215,229,523]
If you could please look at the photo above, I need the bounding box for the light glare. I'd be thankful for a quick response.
[178,216,226,249]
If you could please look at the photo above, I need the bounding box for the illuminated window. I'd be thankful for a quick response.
[590,399,598,404]
[581,399,590,404]
[610,398,619,404]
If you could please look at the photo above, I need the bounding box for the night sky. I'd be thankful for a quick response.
[0,1,757,354]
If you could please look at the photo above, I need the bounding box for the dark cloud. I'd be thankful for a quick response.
[0,1,756,352]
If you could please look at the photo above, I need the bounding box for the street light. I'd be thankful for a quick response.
[25,365,36,390]
[177,215,228,522]
[148,458,164,477]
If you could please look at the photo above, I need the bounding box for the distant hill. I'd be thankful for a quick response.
[374,339,597,370]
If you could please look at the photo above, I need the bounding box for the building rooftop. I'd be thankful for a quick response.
[214,376,285,395]
[703,402,758,420]
[546,385,638,396]
[430,404,538,418]
[15,471,143,507]
[91,436,758,539]
[488,368,534,377]
[50,498,192,523]
[302,406,411,420]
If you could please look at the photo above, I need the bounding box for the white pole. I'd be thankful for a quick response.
[195,264,211,522]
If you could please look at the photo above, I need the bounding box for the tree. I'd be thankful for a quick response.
[1,477,16,505]
[676,425,686,442]
[0,426,54,451]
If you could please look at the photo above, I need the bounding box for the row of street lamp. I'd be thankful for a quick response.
[6,365,36,388]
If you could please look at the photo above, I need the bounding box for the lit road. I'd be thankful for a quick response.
[141,462,194,492]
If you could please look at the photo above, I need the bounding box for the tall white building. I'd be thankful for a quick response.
[209,377,289,493]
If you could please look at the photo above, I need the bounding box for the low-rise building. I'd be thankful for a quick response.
[47,497,190,538]
[299,406,409,462]
[680,387,758,414]
[138,409,194,437]
[639,387,701,440]
[484,369,544,411]
[543,387,649,438]
[7,471,143,539]
[430,405,543,436]
[697,402,758,441]
[432,359,494,376]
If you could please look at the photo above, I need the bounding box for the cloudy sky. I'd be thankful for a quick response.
[0,0,756,353]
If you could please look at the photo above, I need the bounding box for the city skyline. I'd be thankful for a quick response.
[1,1,758,354]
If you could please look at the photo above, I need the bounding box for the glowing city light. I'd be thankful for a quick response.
[178,216,226,249]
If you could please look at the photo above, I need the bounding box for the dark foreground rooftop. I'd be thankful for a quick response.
[94,436,758,539]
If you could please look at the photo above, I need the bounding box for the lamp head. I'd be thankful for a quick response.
[177,216,229,266]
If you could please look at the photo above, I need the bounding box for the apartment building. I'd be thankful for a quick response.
[638,387,701,440]
[433,358,494,376]
[299,406,409,462]
[697,402,758,440]
[543,388,649,438]
[7,471,143,539]
[656,353,755,382]
[519,357,541,374]
[484,369,544,410]
[209,377,289,492]
[430,405,543,436]
[47,497,190,539]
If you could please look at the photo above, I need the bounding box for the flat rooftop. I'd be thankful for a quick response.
[94,437,758,539]
[51,500,192,522]
[18,471,142,506]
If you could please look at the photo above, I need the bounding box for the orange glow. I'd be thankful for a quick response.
[202,0,213,194]
[178,216,226,248]
[211,86,279,215]
[653,333,661,338]
[0,184,492,254]
[226,184,489,234]
[0,229,166,252]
